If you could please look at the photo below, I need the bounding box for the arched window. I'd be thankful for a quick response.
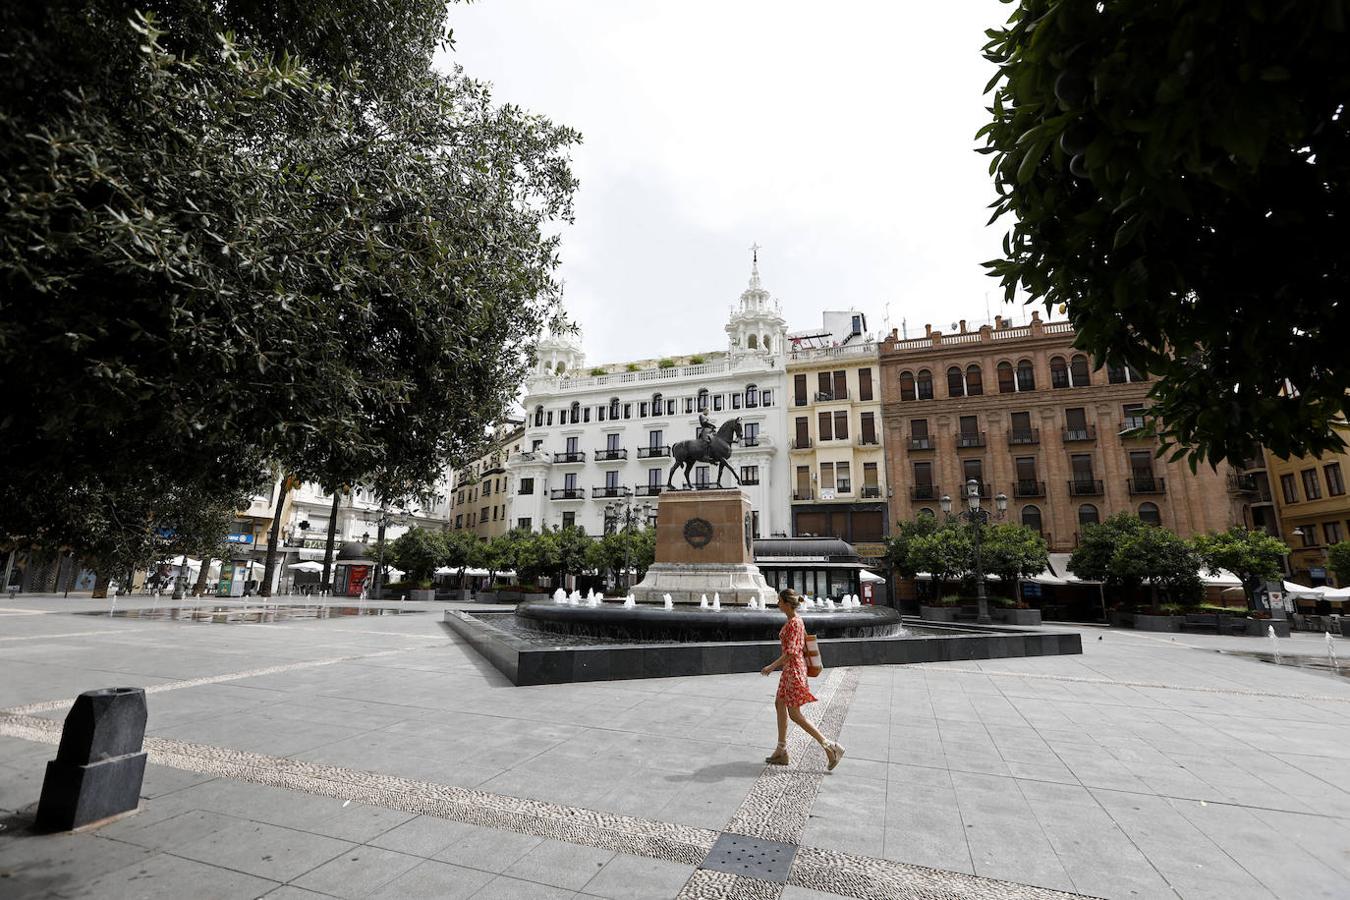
[569,401,580,424]
[918,507,935,518]
[747,334,758,349]
[1021,505,1043,534]
[1138,502,1161,526]
[1070,354,1090,387]
[608,397,620,419]
[534,405,544,427]
[916,369,934,400]
[1078,504,1100,526]
[697,389,709,412]
[947,366,965,398]
[899,370,916,401]
[762,335,772,352]
[555,360,567,374]
[651,393,662,416]
[745,383,759,408]
[1016,359,1036,392]
[966,364,983,396]
[1050,356,1069,389]
[997,361,1016,394]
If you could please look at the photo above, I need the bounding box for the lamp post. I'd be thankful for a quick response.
[604,497,654,593]
[371,508,396,600]
[941,478,1008,625]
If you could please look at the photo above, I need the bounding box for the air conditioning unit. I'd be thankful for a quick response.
[819,488,837,501]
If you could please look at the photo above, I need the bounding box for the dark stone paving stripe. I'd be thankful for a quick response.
[790,846,1096,900]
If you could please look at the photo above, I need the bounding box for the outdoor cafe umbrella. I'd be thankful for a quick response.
[287,561,324,573]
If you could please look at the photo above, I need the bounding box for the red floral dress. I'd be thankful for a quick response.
[776,616,817,706]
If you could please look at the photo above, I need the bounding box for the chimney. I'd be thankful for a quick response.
[994,315,1004,329]
[924,323,933,338]
[959,319,967,333]
[1030,309,1042,324]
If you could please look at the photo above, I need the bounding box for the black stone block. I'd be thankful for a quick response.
[36,688,147,832]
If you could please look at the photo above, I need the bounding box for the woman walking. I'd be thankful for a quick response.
[761,588,845,769]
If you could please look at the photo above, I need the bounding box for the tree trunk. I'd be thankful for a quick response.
[192,555,211,596]
[92,572,111,599]
[321,490,341,593]
[260,476,291,597]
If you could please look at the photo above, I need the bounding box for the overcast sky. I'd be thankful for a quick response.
[438,1,1024,366]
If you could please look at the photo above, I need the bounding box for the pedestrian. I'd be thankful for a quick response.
[760,588,844,769]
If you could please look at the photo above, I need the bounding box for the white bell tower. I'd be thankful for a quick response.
[725,243,787,358]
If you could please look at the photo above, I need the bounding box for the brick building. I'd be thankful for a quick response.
[878,313,1245,550]
[1265,427,1350,587]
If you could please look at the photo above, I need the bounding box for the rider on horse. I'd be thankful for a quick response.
[697,412,715,451]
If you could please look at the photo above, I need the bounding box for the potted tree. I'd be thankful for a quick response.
[980,523,1049,625]
[439,529,483,601]
[1192,527,1291,636]
[909,523,971,622]
[386,527,445,601]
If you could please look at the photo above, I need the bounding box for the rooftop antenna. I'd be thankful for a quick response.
[901,317,908,339]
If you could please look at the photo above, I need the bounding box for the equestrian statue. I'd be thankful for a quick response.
[668,416,743,490]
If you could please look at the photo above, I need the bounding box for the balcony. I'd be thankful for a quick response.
[593,485,632,499]
[1062,426,1097,443]
[815,390,850,402]
[555,451,586,464]
[1008,429,1040,446]
[861,485,882,499]
[1013,480,1046,498]
[1228,474,1258,494]
[741,475,761,485]
[1068,479,1104,496]
[911,484,939,500]
[636,446,670,459]
[835,481,853,494]
[635,485,664,497]
[1127,476,1166,495]
[908,435,934,451]
[549,488,585,500]
[955,431,986,449]
[594,448,627,461]
[790,437,813,450]
[1120,416,1148,434]
[792,489,814,501]
[857,436,880,447]
[743,436,760,447]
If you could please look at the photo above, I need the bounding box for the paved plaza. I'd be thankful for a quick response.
[1,596,1348,899]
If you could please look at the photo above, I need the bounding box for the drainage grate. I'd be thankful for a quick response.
[700,831,797,882]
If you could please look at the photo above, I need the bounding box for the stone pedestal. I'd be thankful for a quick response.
[632,489,776,606]
[35,687,148,832]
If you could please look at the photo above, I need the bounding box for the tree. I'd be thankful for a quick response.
[553,526,593,585]
[1192,527,1290,609]
[1068,514,1151,584]
[1326,541,1350,587]
[481,531,522,587]
[980,2,1350,465]
[0,2,578,574]
[386,527,445,586]
[1111,527,1204,608]
[980,523,1050,603]
[440,529,482,588]
[885,515,941,580]
[908,525,972,598]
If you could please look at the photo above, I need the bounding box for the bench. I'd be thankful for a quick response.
[1179,614,1248,634]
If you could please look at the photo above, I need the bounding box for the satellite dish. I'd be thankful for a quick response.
[950,322,959,331]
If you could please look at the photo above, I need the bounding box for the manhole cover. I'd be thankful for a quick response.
[701,832,797,882]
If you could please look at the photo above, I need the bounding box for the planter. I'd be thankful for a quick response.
[475,591,499,603]
[1247,618,1291,638]
[437,588,471,602]
[409,588,436,602]
[920,606,957,622]
[523,592,551,603]
[495,590,524,603]
[1132,614,1182,632]
[1110,611,1134,628]
[993,608,1042,626]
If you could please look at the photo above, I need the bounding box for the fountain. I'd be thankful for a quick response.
[553,588,566,604]
[1327,632,1340,673]
[712,592,721,611]
[663,594,673,610]
[1268,625,1282,664]
[623,595,636,609]
[699,594,709,609]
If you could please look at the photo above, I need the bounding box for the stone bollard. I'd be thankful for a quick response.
[35,687,148,832]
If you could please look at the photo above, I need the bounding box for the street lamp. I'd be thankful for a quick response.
[940,478,1008,625]
[603,496,654,593]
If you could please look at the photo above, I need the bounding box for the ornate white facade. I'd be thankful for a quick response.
[510,264,791,537]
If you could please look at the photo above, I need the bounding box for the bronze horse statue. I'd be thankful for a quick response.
[668,418,743,490]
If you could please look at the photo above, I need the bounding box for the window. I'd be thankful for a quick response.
[1108,362,1145,384]
[606,433,620,452]
[1129,450,1154,480]
[817,372,831,399]
[747,334,758,349]
[820,462,835,490]
[833,370,848,399]
[605,470,620,489]
[562,511,576,528]
[696,466,710,487]
[534,405,544,427]
[796,465,811,497]
[744,422,759,445]
[1302,468,1323,501]
[1010,410,1033,443]
[836,462,852,493]
[667,399,676,415]
[962,458,984,488]
[517,517,531,531]
[565,436,578,454]
[623,402,632,419]
[860,412,877,445]
[1325,463,1345,496]
[1050,356,1069,389]
[794,374,808,406]
[649,429,663,448]
[652,392,663,414]
[965,364,983,396]
[741,465,760,484]
[859,368,873,401]
[684,397,693,414]
[455,515,463,528]
[916,369,934,400]
[1016,359,1035,391]
[480,506,489,523]
[959,414,978,436]
[997,361,1015,394]
[1070,354,1090,386]
[1021,505,1042,533]
[563,472,577,490]
[899,370,916,402]
[583,407,591,423]
[818,411,833,441]
[569,401,580,424]
[1071,454,1095,482]
[913,461,934,495]
[1138,502,1161,526]
[795,417,810,447]
[1281,473,1298,503]
[863,462,879,491]
[698,388,710,412]
[1065,407,1089,440]
[910,418,930,447]
[947,366,965,398]
[833,410,849,440]
[648,468,662,487]
[609,397,620,419]
[732,393,743,410]
[713,394,724,411]
[482,480,491,497]
[761,389,772,406]
[639,402,649,417]
[1015,456,1038,491]
[546,411,554,426]
[745,384,759,408]
[532,439,543,451]
[1326,522,1344,545]
[1078,504,1099,526]
[1298,525,1317,548]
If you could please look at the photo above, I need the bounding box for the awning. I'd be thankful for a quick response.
[287,561,324,572]
[859,570,886,584]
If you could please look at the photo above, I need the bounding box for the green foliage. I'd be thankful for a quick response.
[980,1,1350,465]
[1328,541,1350,584]
[0,1,578,570]
[909,524,972,589]
[589,367,607,376]
[689,355,706,365]
[885,516,940,579]
[657,359,676,369]
[386,527,444,585]
[440,529,482,581]
[1191,527,1289,607]
[980,523,1050,590]
[1111,526,1204,605]
[1068,514,1150,583]
[626,363,640,372]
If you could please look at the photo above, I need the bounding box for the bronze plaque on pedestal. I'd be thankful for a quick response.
[654,489,753,566]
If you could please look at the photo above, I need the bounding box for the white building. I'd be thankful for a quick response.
[510,260,792,537]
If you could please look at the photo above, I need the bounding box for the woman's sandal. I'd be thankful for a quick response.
[825,741,846,771]
[764,746,790,766]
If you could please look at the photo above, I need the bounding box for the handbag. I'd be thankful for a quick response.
[804,633,823,678]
